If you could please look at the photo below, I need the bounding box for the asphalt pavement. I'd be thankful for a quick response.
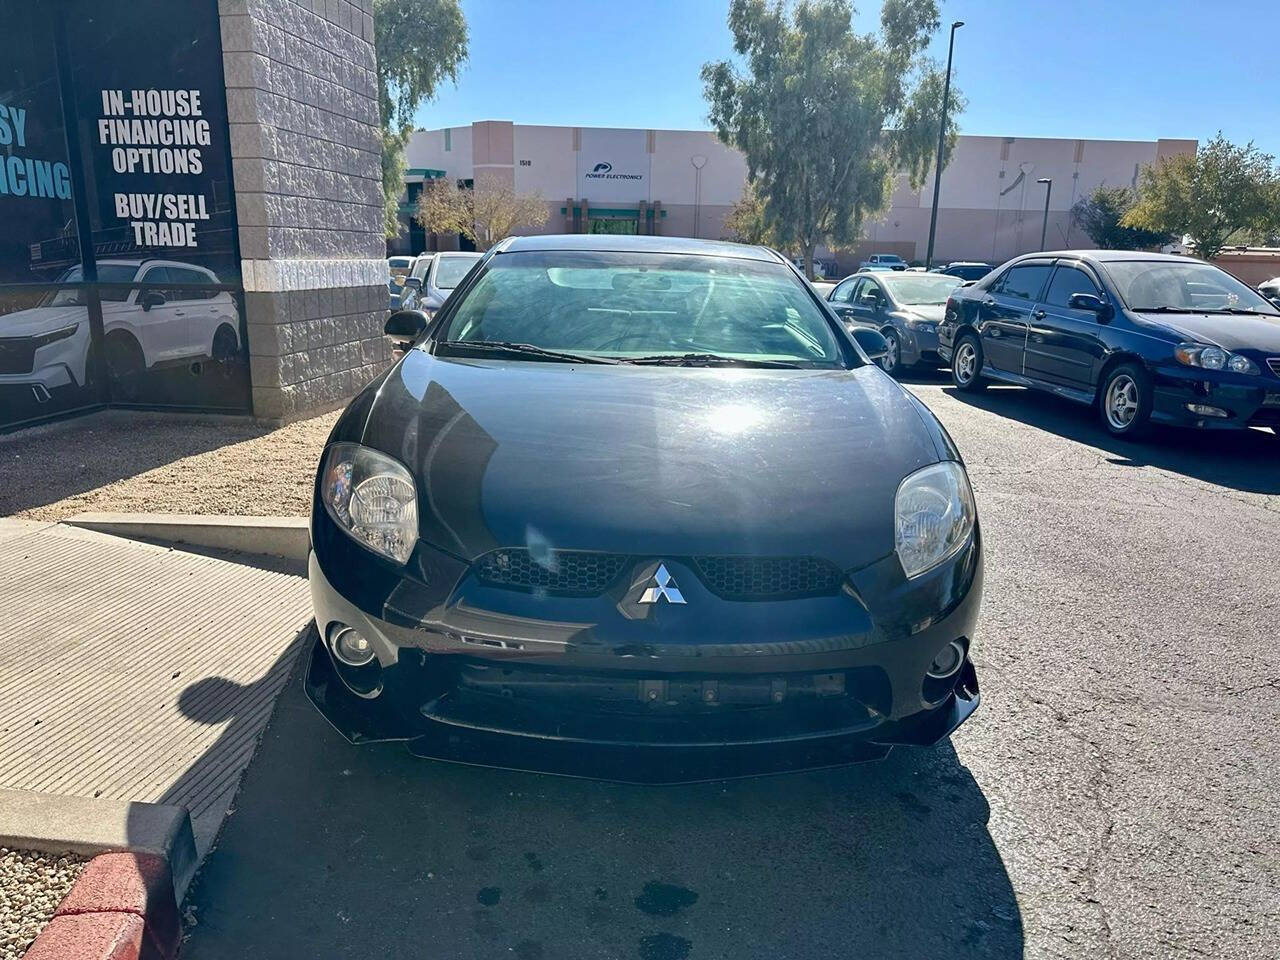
[180,375,1280,960]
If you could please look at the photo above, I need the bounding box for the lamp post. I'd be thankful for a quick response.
[1036,177,1052,251]
[691,155,707,237]
[924,20,963,270]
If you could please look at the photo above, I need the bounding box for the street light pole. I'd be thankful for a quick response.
[1037,177,1052,251]
[924,20,963,271]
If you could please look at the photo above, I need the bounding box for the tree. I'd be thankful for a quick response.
[702,0,963,279]
[374,0,468,238]
[415,175,550,250]
[723,180,781,247]
[1123,134,1280,260]
[1070,185,1172,250]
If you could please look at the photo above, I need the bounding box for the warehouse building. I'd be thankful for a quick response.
[396,120,1196,272]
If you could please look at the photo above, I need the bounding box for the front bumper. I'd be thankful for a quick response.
[899,325,941,366]
[1151,364,1280,430]
[304,526,984,782]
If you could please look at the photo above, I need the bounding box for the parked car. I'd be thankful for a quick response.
[858,253,909,272]
[387,256,415,280]
[0,259,239,402]
[306,234,982,781]
[408,252,436,284]
[939,250,1280,438]
[936,261,995,283]
[825,270,962,375]
[421,251,483,313]
[1260,276,1280,307]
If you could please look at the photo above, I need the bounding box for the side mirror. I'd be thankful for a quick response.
[851,327,888,361]
[384,309,429,339]
[402,276,422,290]
[139,290,166,311]
[1069,292,1114,321]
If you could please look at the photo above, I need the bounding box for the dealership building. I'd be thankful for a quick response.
[396,121,1196,271]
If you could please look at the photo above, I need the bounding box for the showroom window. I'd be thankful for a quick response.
[0,0,248,432]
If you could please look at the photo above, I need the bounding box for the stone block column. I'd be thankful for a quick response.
[218,0,389,422]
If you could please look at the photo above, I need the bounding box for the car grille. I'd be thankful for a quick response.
[472,550,844,601]
[0,338,38,375]
[692,556,843,601]
[1267,358,1280,377]
[473,549,630,597]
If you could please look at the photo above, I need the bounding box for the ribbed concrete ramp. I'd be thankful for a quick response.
[0,521,312,857]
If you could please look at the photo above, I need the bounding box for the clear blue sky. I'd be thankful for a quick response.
[414,0,1277,156]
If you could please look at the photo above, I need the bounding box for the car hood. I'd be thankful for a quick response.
[359,353,943,570]
[1134,311,1280,353]
[0,305,89,337]
[897,304,946,324]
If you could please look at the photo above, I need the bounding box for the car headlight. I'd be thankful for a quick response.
[33,324,79,348]
[895,461,976,579]
[320,442,418,564]
[1174,343,1259,375]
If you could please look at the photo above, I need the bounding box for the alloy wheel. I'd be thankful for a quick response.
[954,341,977,384]
[880,331,900,373]
[1105,374,1139,430]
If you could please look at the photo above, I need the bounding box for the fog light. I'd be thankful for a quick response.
[1186,403,1229,418]
[332,625,375,666]
[926,640,965,679]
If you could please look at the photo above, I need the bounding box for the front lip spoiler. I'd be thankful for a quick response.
[302,636,980,783]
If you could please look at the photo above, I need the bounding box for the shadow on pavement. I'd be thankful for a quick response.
[943,383,1280,494]
[134,624,314,858]
[179,668,1023,960]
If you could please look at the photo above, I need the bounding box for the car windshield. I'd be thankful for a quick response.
[434,255,481,289]
[1103,260,1280,314]
[880,273,961,306]
[41,264,139,306]
[439,250,850,367]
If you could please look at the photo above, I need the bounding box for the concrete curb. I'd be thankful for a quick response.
[62,512,310,563]
[23,853,180,960]
[0,789,197,904]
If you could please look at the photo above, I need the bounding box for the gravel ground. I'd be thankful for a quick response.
[0,409,339,521]
[0,848,86,960]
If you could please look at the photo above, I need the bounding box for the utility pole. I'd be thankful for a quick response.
[924,20,963,270]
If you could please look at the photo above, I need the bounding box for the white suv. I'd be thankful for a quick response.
[0,259,241,402]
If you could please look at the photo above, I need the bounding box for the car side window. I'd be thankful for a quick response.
[137,266,171,302]
[167,267,216,300]
[830,278,857,303]
[992,264,1052,302]
[859,280,882,305]
[1043,266,1100,309]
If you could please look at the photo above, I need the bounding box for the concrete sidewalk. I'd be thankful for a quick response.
[0,519,312,859]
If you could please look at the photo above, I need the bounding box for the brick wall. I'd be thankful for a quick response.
[218,0,389,422]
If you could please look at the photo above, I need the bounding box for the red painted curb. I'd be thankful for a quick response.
[23,853,179,960]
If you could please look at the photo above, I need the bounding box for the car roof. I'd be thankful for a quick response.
[436,251,481,258]
[1010,249,1194,264]
[497,233,782,262]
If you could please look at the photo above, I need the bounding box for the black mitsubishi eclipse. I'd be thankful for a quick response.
[939,250,1280,437]
[306,235,982,782]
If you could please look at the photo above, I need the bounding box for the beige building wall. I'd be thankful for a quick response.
[404,124,1197,265]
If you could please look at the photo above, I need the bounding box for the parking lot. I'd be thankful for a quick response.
[180,376,1279,960]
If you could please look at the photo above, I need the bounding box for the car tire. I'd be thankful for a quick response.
[211,324,239,377]
[104,332,145,402]
[1099,362,1153,438]
[879,328,902,376]
[951,333,985,391]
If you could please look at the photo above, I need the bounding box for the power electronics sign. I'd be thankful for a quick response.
[97,88,212,248]
[585,161,642,182]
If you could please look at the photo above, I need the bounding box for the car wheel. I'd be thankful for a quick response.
[1099,362,1153,438]
[879,329,901,376]
[211,324,239,377]
[951,333,985,391]
[104,332,145,402]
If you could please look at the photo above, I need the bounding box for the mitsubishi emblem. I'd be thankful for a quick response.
[638,563,686,604]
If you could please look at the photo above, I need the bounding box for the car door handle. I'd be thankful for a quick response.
[1032,309,1046,319]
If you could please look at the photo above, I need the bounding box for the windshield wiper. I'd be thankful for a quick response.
[624,353,802,368]
[439,340,619,364]
[1134,306,1203,313]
